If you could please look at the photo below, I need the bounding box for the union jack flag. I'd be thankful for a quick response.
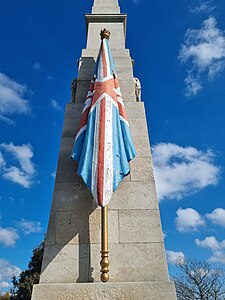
[71,37,136,207]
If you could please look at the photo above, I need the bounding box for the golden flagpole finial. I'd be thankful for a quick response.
[100,28,111,40]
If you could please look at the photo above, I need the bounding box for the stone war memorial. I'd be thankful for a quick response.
[32,0,177,299]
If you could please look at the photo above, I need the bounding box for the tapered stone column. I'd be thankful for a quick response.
[32,0,177,299]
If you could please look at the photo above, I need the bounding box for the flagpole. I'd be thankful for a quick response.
[100,205,109,282]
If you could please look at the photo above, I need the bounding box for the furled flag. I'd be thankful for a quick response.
[71,29,136,207]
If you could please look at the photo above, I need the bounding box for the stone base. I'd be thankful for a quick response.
[32,281,177,300]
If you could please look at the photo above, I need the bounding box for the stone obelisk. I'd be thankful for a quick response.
[32,0,177,299]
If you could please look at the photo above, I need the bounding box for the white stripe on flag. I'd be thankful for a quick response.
[75,125,87,142]
[120,115,129,126]
[82,98,92,113]
[91,101,100,203]
[117,96,125,107]
[103,95,113,207]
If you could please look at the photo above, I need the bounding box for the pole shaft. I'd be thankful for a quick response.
[100,205,109,282]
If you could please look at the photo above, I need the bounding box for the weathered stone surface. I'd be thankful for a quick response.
[93,0,120,14]
[87,23,125,49]
[52,209,118,245]
[109,181,158,210]
[75,80,90,102]
[94,0,119,6]
[44,211,56,246]
[32,282,177,300]
[55,152,81,183]
[119,210,164,243]
[92,6,120,14]
[124,102,145,118]
[130,157,155,182]
[119,80,136,102]
[62,118,79,137]
[40,244,81,283]
[64,102,83,119]
[130,118,151,158]
[59,137,74,153]
[51,183,92,211]
[91,243,169,282]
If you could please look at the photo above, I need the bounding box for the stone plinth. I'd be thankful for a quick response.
[32,282,176,300]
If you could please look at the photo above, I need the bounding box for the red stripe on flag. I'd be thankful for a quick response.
[97,98,106,207]
[75,106,91,137]
[117,101,128,121]
[101,43,107,78]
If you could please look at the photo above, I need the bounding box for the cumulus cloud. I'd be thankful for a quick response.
[190,1,216,14]
[195,236,225,264]
[206,208,225,227]
[0,153,5,169]
[0,227,19,247]
[17,219,42,235]
[166,250,185,265]
[51,171,56,179]
[33,62,41,71]
[0,259,21,283]
[50,99,63,112]
[176,208,205,232]
[0,143,36,188]
[152,143,220,201]
[0,72,30,124]
[179,17,225,96]
[0,281,10,288]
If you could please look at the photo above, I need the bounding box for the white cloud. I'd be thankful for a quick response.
[176,208,205,232]
[166,250,185,265]
[47,75,56,80]
[0,143,35,174]
[0,153,5,169]
[17,219,42,235]
[152,143,220,201]
[190,1,216,14]
[0,72,30,124]
[50,99,63,112]
[0,259,21,282]
[184,72,202,96]
[179,17,225,96]
[51,171,56,178]
[2,167,32,188]
[206,208,225,227]
[0,228,19,247]
[132,0,142,5]
[0,143,36,188]
[195,236,225,263]
[0,281,10,288]
[33,62,41,71]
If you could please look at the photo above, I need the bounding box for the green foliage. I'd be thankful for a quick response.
[0,292,10,300]
[10,241,44,300]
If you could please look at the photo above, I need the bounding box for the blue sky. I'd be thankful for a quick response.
[1,0,225,292]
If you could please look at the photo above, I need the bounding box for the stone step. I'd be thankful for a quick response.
[32,282,177,300]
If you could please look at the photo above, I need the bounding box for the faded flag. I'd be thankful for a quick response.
[71,34,136,207]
